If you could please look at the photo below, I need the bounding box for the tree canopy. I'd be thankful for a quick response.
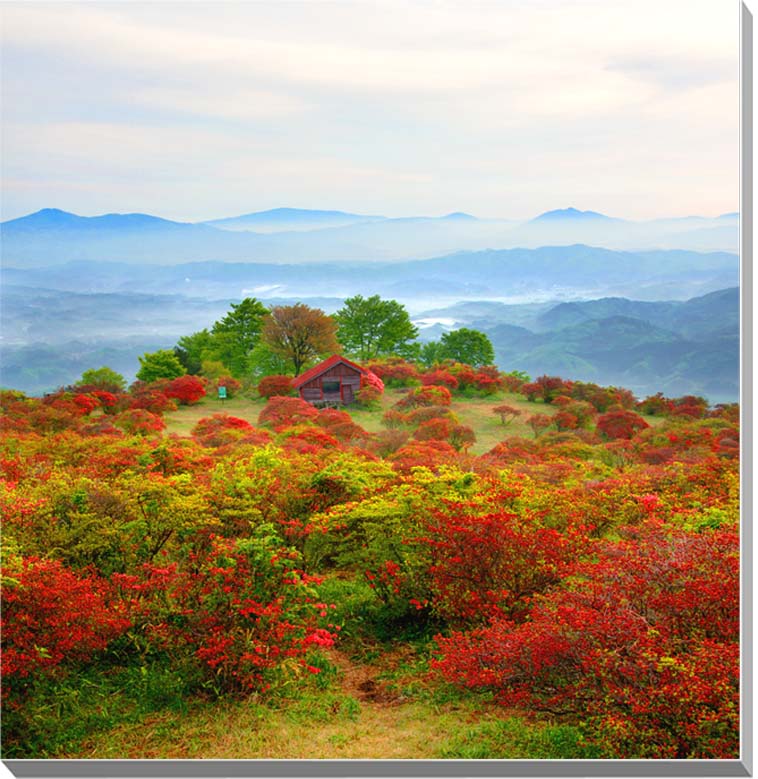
[173,298,269,379]
[211,298,269,377]
[212,298,267,353]
[136,350,185,383]
[335,295,418,362]
[76,366,126,392]
[439,328,495,367]
[419,341,446,368]
[174,329,214,375]
[260,304,340,376]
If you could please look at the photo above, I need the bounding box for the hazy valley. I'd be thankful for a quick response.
[1,206,740,401]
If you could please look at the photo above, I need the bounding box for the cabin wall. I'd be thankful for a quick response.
[298,365,362,404]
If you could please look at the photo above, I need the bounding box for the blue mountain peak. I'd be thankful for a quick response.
[533,207,612,222]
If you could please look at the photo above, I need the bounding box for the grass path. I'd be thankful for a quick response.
[73,646,517,759]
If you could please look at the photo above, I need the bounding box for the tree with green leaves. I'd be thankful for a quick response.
[76,366,126,392]
[260,304,340,376]
[439,328,495,367]
[246,341,292,380]
[419,341,447,368]
[210,298,269,377]
[136,350,185,383]
[212,298,268,353]
[174,298,269,379]
[335,295,419,362]
[174,329,215,375]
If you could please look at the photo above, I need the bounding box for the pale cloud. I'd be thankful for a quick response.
[132,87,310,121]
[0,0,739,221]
[605,54,736,91]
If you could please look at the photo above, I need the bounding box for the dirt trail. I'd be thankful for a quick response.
[323,646,409,706]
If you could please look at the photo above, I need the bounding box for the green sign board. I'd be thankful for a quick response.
[218,386,227,400]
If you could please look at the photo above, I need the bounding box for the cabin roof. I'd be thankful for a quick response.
[291,355,367,389]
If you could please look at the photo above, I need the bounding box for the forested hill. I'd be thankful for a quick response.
[421,288,739,401]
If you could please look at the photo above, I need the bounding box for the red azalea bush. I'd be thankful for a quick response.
[432,521,739,758]
[366,360,420,387]
[420,370,459,390]
[554,410,579,431]
[527,413,552,437]
[316,409,367,442]
[671,395,709,419]
[113,409,166,436]
[470,373,502,394]
[421,508,586,625]
[258,396,319,429]
[361,370,385,393]
[396,385,453,409]
[501,373,526,393]
[449,424,476,451]
[596,409,650,440]
[41,391,92,426]
[413,418,452,442]
[2,557,130,679]
[404,406,456,425]
[113,531,335,694]
[91,390,119,410]
[492,404,522,425]
[165,375,207,406]
[387,439,459,472]
[128,383,177,414]
[482,437,542,466]
[72,394,99,415]
[355,384,382,407]
[450,366,477,385]
[192,414,259,448]
[356,371,385,408]
[279,425,341,454]
[257,375,295,399]
[78,417,124,439]
[521,375,570,404]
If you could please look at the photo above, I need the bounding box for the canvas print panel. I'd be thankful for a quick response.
[0,0,741,764]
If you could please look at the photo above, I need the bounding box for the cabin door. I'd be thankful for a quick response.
[342,384,354,404]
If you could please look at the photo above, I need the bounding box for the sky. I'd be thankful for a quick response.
[0,0,740,222]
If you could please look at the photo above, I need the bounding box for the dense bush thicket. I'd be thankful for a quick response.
[0,363,740,758]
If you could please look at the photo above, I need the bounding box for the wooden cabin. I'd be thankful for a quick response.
[292,355,367,405]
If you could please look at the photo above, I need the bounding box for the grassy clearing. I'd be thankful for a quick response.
[163,388,661,456]
[163,388,559,455]
[449,392,555,453]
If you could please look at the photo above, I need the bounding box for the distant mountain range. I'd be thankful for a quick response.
[531,207,616,222]
[0,206,739,266]
[1,243,738,305]
[204,208,386,233]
